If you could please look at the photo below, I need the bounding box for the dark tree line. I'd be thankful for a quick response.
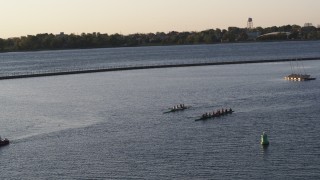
[1,24,320,52]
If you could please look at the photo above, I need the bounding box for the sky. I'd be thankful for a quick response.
[1,0,319,38]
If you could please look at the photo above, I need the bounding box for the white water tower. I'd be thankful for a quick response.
[247,18,253,29]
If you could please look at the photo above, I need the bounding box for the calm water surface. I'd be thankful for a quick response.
[0,42,320,179]
[0,41,320,75]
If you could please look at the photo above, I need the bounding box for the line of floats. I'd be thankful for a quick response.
[164,104,234,121]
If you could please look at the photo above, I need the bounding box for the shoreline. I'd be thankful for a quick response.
[1,39,319,54]
[0,57,319,80]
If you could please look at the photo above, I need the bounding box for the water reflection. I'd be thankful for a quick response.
[260,144,269,159]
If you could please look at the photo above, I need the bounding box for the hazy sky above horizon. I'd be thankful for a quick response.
[1,0,319,38]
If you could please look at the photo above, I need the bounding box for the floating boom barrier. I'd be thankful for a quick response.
[0,57,319,80]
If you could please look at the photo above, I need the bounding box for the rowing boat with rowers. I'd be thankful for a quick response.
[0,136,9,147]
[195,108,234,121]
[163,104,190,113]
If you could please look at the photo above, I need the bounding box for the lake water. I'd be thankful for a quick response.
[0,41,320,179]
[0,41,320,76]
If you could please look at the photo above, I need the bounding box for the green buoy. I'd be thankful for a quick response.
[261,132,269,145]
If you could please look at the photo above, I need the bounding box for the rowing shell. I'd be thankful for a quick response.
[163,106,191,114]
[195,110,234,121]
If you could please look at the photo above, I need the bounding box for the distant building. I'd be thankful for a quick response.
[304,23,313,27]
[260,32,291,36]
[257,32,291,39]
[247,31,261,40]
[56,32,65,36]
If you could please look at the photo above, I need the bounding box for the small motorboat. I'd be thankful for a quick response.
[0,137,10,147]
